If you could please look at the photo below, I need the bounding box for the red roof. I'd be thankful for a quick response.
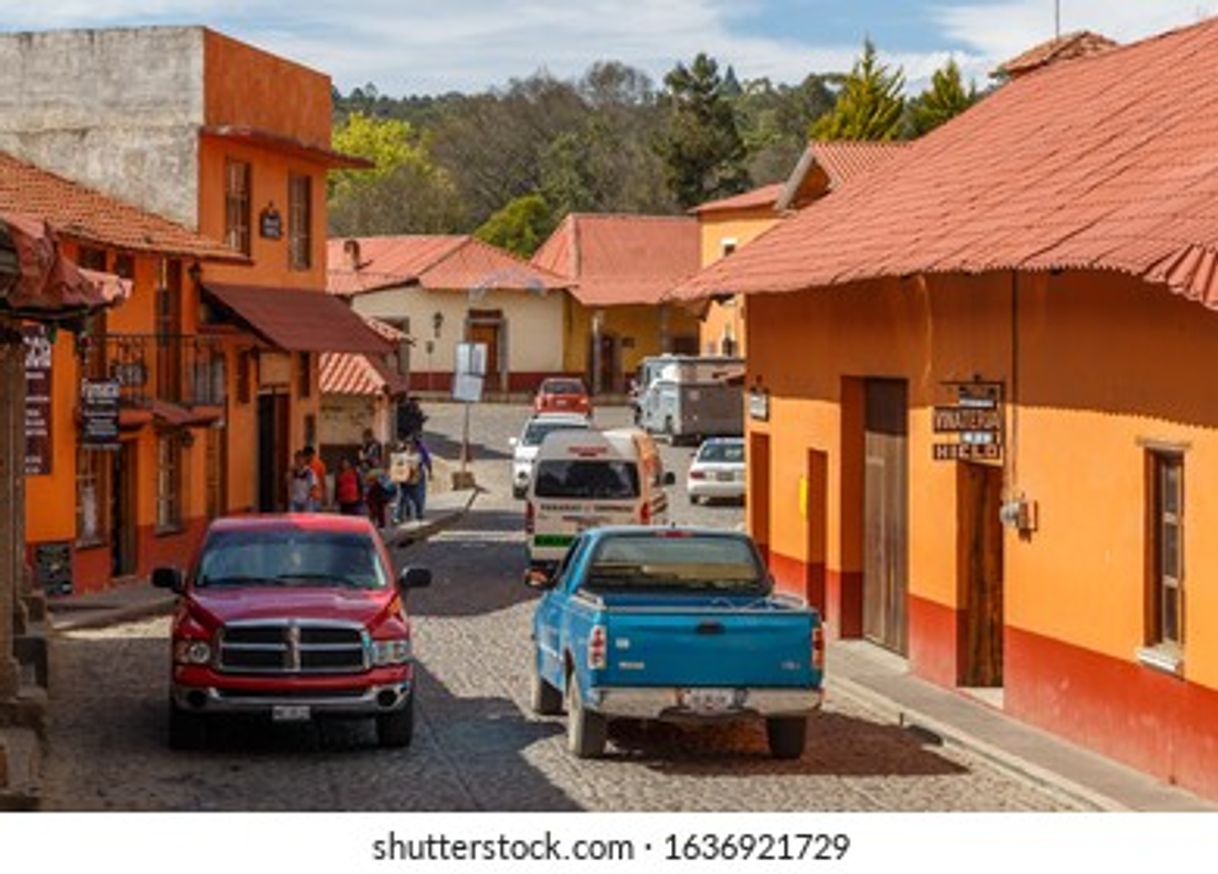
[203,283,394,354]
[0,151,240,262]
[327,235,568,296]
[1,211,129,316]
[776,141,909,210]
[669,18,1218,311]
[531,214,700,306]
[320,317,409,397]
[690,183,784,215]
[997,30,1119,78]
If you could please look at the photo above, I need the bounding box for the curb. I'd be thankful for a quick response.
[826,675,1126,812]
[387,488,480,549]
[51,596,177,633]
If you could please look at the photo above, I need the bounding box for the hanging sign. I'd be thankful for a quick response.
[748,387,770,422]
[24,325,53,475]
[80,378,121,449]
[932,380,1004,462]
[259,204,283,240]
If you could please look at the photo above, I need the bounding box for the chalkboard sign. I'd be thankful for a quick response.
[80,378,120,449]
[259,205,283,240]
[34,542,72,596]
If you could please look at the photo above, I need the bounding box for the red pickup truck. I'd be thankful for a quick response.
[153,514,431,750]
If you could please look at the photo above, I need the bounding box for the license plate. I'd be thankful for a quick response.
[716,471,734,482]
[682,688,736,713]
[272,705,311,722]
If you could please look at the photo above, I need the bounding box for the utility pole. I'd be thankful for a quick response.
[1055,0,1061,38]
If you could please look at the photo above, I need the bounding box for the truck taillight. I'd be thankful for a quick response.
[689,470,706,480]
[640,500,652,525]
[587,624,608,670]
[525,501,535,534]
[812,624,825,671]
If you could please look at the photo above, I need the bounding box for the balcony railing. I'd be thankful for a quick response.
[79,333,227,408]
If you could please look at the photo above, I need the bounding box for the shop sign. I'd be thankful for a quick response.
[80,378,120,449]
[23,325,53,475]
[259,205,283,240]
[933,380,1003,462]
[748,387,770,422]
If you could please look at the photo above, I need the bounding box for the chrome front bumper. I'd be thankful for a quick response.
[589,686,823,720]
[172,682,412,717]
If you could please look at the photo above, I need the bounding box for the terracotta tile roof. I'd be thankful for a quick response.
[0,151,240,262]
[997,30,1119,78]
[690,183,784,215]
[669,18,1218,311]
[203,282,395,353]
[1,211,130,316]
[776,141,910,210]
[327,235,568,296]
[320,317,409,397]
[531,213,701,306]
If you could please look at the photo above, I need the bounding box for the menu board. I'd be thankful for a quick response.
[24,325,53,475]
[80,378,121,449]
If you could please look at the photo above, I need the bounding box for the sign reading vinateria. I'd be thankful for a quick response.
[932,380,1003,462]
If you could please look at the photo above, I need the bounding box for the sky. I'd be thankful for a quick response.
[1,1,1216,95]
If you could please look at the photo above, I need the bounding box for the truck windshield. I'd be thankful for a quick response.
[534,460,640,499]
[522,420,588,447]
[195,530,389,590]
[697,442,745,463]
[585,535,767,594]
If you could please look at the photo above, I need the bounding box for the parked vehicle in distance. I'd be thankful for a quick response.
[635,356,745,445]
[154,514,431,750]
[528,527,824,759]
[509,413,593,499]
[525,428,673,575]
[534,377,592,417]
[687,437,746,504]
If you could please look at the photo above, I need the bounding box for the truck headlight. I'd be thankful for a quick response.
[173,640,212,665]
[371,638,411,666]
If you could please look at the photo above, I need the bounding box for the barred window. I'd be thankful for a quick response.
[1148,452,1184,650]
[75,447,110,546]
[157,436,183,532]
[288,173,312,270]
[224,159,252,255]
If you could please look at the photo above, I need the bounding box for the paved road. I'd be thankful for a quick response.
[40,403,1078,811]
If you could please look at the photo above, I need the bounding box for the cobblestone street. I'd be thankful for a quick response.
[41,403,1081,811]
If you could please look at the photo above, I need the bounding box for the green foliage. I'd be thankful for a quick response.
[657,53,752,209]
[908,59,977,137]
[474,193,557,258]
[811,40,906,142]
[735,74,835,181]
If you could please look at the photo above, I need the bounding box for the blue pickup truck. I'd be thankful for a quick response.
[528,526,824,759]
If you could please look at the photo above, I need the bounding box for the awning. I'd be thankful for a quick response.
[149,399,222,429]
[202,282,394,354]
[1,211,129,318]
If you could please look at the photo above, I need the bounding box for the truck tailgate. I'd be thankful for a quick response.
[600,603,816,688]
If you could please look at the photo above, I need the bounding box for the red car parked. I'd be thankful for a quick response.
[153,514,431,750]
[534,377,592,417]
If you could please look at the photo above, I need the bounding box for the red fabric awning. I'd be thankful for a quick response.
[1,211,128,317]
[202,282,394,354]
[149,399,222,428]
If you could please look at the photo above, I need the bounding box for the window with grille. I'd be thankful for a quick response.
[1148,452,1184,650]
[224,159,252,255]
[157,435,183,532]
[288,173,312,270]
[75,447,110,546]
[156,259,183,402]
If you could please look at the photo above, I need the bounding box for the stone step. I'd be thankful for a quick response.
[0,726,41,810]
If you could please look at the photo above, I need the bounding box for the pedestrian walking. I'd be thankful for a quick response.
[388,441,418,523]
[303,445,327,510]
[335,457,364,515]
[358,428,382,472]
[287,451,318,513]
[407,434,434,519]
[364,468,391,529]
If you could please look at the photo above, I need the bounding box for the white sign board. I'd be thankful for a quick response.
[452,373,484,403]
[453,342,487,403]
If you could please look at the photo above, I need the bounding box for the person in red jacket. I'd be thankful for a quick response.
[334,457,363,515]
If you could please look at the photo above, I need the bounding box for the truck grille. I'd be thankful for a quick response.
[217,622,369,674]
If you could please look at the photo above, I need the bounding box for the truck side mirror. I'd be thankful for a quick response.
[398,567,432,591]
[152,567,183,594]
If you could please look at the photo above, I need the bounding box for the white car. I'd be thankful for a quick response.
[687,437,746,504]
[509,414,592,499]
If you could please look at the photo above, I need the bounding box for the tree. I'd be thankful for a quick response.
[810,40,906,142]
[474,193,556,258]
[908,59,977,137]
[656,53,752,209]
[735,74,836,181]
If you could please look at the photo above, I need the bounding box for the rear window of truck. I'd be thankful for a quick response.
[534,460,640,499]
[585,535,767,593]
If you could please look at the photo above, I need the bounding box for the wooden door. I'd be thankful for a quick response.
[958,462,1004,687]
[863,379,908,654]
[110,442,137,577]
[257,393,289,512]
[467,322,500,386]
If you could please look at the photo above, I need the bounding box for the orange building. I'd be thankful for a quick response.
[532,214,701,394]
[690,143,907,356]
[0,28,385,595]
[670,19,1218,800]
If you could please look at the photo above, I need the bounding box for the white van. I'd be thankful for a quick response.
[525,428,673,572]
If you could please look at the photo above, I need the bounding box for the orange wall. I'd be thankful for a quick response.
[564,299,701,380]
[696,207,779,356]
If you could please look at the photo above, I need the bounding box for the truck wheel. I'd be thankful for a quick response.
[530,666,563,716]
[168,701,207,751]
[376,693,415,748]
[566,674,607,758]
[766,716,807,760]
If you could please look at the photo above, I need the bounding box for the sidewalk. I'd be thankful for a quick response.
[828,639,1216,812]
[48,488,479,632]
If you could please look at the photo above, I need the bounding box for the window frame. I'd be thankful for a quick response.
[224,158,252,255]
[1145,450,1185,660]
[156,434,184,534]
[288,172,312,270]
[75,446,111,548]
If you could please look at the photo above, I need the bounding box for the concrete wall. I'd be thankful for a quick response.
[0,27,205,228]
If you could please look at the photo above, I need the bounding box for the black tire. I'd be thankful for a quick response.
[766,716,807,760]
[566,672,607,758]
[168,701,207,751]
[530,665,563,716]
[376,693,415,748]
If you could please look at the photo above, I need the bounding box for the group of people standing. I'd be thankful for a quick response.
[287,398,434,530]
